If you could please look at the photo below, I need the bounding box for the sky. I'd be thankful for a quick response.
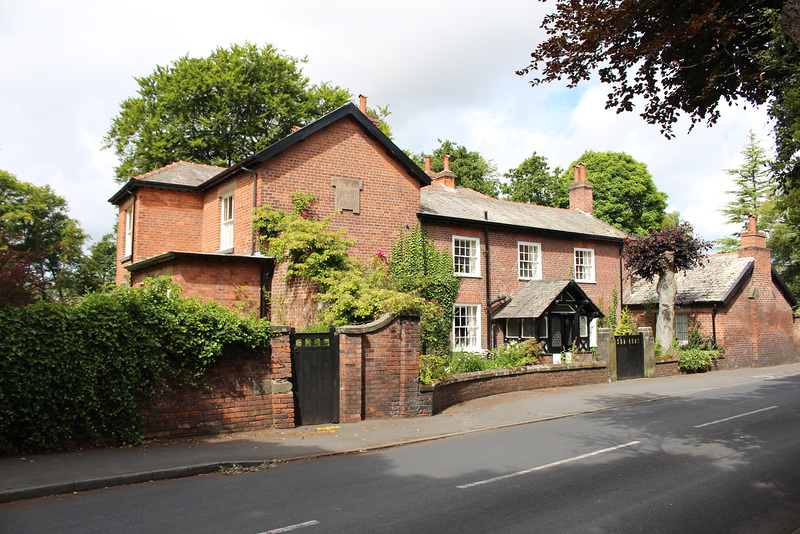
[0,0,774,247]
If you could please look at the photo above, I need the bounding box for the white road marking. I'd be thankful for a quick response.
[457,441,642,489]
[260,520,320,533]
[694,406,779,428]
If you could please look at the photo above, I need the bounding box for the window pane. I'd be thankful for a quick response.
[507,319,520,338]
[453,238,477,275]
[574,248,594,281]
[221,195,234,249]
[675,314,689,345]
[522,318,536,338]
[453,305,480,351]
[518,242,540,279]
[580,316,588,337]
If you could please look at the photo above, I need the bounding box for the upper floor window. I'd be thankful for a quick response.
[574,247,595,282]
[453,304,481,351]
[124,207,134,258]
[220,193,234,250]
[453,236,480,277]
[518,241,541,280]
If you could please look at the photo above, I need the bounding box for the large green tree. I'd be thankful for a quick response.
[562,151,667,235]
[104,43,352,181]
[414,139,501,198]
[716,132,775,252]
[73,232,118,295]
[0,170,87,301]
[501,151,568,206]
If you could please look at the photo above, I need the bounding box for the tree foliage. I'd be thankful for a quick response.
[0,169,87,301]
[0,229,45,307]
[73,232,118,295]
[414,139,501,198]
[562,151,667,235]
[104,43,352,181]
[519,1,788,137]
[501,151,568,206]
[716,132,775,252]
[622,222,711,282]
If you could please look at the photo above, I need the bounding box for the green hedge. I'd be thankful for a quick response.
[0,278,272,451]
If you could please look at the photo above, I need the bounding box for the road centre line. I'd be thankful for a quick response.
[260,520,320,533]
[694,406,779,428]
[457,441,642,489]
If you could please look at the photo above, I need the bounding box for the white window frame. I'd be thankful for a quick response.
[518,241,542,280]
[453,236,480,277]
[124,207,133,257]
[453,304,481,351]
[220,193,234,251]
[589,318,598,348]
[574,247,595,283]
[674,313,689,346]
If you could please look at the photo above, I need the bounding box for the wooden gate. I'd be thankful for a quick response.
[616,333,644,380]
[290,329,339,425]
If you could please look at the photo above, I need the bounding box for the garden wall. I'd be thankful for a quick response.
[420,361,608,415]
[141,327,295,438]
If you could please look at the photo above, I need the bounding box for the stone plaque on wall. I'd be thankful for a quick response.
[331,176,363,214]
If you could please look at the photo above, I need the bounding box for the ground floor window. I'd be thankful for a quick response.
[506,317,536,339]
[453,304,481,351]
[674,313,689,346]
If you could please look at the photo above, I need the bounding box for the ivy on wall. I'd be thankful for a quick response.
[0,278,272,451]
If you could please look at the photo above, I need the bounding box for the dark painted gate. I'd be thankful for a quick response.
[290,329,339,425]
[616,333,644,380]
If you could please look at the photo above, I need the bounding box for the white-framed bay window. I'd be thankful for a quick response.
[574,247,595,282]
[518,241,541,280]
[453,304,481,351]
[453,236,480,277]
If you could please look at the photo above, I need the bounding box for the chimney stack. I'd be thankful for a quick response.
[434,154,456,188]
[357,94,381,128]
[568,161,594,213]
[740,214,767,250]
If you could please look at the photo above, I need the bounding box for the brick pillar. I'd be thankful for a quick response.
[268,330,295,428]
[338,333,364,423]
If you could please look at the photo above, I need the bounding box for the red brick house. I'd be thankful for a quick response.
[626,215,800,368]
[109,99,628,353]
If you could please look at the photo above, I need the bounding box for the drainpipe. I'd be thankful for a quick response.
[241,166,258,255]
[484,211,492,351]
[712,304,717,343]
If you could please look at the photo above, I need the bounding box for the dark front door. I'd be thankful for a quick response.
[616,333,644,380]
[290,329,339,425]
[549,316,574,353]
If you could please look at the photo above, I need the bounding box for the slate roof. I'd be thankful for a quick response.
[494,278,602,319]
[626,254,754,306]
[109,161,225,203]
[420,185,627,242]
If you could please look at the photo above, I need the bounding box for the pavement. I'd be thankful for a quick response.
[3,363,800,504]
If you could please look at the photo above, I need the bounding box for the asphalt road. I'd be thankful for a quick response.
[3,373,800,533]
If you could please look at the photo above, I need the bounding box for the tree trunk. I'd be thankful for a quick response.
[655,251,677,350]
[783,1,800,50]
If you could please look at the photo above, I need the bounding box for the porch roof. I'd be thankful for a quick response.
[493,278,603,319]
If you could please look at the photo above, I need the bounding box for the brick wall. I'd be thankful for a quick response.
[420,362,608,415]
[129,257,265,315]
[338,314,424,422]
[116,188,204,285]
[424,220,625,350]
[141,328,294,438]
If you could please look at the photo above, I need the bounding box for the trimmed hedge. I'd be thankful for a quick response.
[0,278,272,451]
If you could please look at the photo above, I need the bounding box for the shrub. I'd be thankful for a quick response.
[678,348,721,372]
[447,352,493,374]
[614,307,638,336]
[419,354,447,384]
[0,278,272,451]
[493,339,544,367]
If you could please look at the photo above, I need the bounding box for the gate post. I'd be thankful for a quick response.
[640,327,656,378]
[597,327,617,382]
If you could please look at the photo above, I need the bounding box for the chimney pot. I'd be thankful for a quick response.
[573,165,579,182]
[290,126,301,133]
[424,157,431,172]
[748,214,757,233]
[443,154,450,171]
[358,94,368,114]
[580,162,586,181]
